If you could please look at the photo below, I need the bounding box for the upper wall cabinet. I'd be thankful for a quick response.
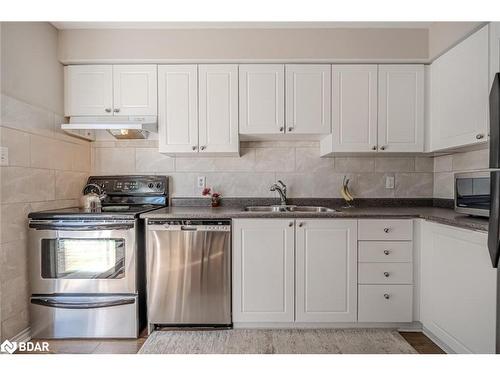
[64,65,157,117]
[489,22,500,87]
[158,64,239,156]
[378,65,424,152]
[321,65,378,154]
[429,25,489,152]
[198,65,239,154]
[239,64,285,135]
[239,64,331,137]
[285,65,331,135]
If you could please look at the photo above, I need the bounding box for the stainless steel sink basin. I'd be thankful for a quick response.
[244,205,339,213]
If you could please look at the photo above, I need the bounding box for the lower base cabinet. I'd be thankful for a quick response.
[232,219,358,324]
[421,222,497,353]
[358,285,413,322]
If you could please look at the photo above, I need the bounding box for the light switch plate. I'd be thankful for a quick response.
[385,176,395,189]
[0,146,8,166]
[197,176,206,189]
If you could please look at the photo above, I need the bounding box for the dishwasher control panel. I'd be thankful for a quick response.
[147,219,231,232]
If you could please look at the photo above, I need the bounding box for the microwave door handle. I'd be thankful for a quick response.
[31,297,136,309]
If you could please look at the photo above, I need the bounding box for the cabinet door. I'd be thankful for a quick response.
[113,65,157,116]
[295,219,357,322]
[378,65,424,152]
[490,22,500,87]
[429,25,489,151]
[285,65,331,134]
[233,219,295,323]
[239,64,285,135]
[421,222,496,353]
[331,65,378,152]
[64,65,113,116]
[158,65,198,154]
[198,65,239,154]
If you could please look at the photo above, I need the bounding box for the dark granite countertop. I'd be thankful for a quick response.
[141,205,489,233]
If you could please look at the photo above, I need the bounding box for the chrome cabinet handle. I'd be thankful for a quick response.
[384,250,390,255]
[279,126,284,132]
[383,272,390,277]
[383,228,390,233]
[288,222,294,227]
[380,146,386,150]
[288,127,293,132]
[383,294,390,300]
[200,146,206,151]
[192,146,197,151]
[113,108,120,113]
[105,108,112,113]
[476,134,484,140]
[298,222,304,227]
[372,146,377,150]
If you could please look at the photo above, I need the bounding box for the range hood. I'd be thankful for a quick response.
[61,116,157,140]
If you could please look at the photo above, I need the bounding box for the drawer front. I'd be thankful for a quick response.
[358,219,413,241]
[358,241,412,262]
[358,262,413,284]
[358,285,413,322]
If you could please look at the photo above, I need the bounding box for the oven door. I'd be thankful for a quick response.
[29,220,137,294]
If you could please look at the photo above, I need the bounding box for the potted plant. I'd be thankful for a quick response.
[202,187,222,208]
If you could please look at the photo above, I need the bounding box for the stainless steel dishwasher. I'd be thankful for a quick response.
[145,219,231,331]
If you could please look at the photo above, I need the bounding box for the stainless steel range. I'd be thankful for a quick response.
[28,175,168,339]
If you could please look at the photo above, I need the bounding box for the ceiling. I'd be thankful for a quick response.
[51,22,435,30]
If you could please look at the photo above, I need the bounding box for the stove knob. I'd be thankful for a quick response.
[148,183,154,189]
[156,183,162,189]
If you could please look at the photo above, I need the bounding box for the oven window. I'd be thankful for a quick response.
[41,239,125,279]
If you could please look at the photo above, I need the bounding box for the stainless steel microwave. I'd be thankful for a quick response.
[454,171,491,217]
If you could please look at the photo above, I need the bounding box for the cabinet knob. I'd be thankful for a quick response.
[383,250,390,255]
[383,227,390,233]
[380,146,386,151]
[383,272,390,278]
[288,127,293,132]
[200,146,206,151]
[192,146,197,151]
[383,293,390,300]
[279,126,284,132]
[298,222,304,227]
[372,146,377,150]
[288,222,294,227]
[476,134,485,140]
[113,108,120,113]
[105,108,112,113]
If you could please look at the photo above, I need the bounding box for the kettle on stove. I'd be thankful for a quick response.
[80,183,107,211]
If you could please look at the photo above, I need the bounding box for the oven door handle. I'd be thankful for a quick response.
[31,297,136,309]
[29,223,135,231]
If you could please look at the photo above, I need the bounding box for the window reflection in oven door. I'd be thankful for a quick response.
[29,221,137,294]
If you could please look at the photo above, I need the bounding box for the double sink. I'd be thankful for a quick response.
[244,205,339,213]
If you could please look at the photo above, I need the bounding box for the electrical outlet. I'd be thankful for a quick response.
[0,147,8,166]
[385,176,395,189]
[197,176,206,189]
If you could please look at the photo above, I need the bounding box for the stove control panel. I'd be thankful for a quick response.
[86,176,168,195]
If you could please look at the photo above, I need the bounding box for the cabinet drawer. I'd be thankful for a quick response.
[358,285,413,322]
[358,241,412,262]
[358,263,413,284]
[358,219,413,241]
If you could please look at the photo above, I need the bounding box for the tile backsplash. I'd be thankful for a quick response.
[91,139,434,199]
[433,148,489,199]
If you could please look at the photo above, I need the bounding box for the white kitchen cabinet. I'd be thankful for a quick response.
[64,65,113,116]
[420,222,496,353]
[285,65,331,135]
[233,219,295,323]
[490,22,500,86]
[321,65,378,154]
[198,65,239,154]
[112,65,157,116]
[429,25,489,151]
[239,64,285,135]
[378,65,424,152]
[65,65,157,117]
[295,219,357,322]
[358,285,413,323]
[158,65,199,154]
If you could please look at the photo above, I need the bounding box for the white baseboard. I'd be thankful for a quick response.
[422,327,455,354]
[233,322,421,330]
[10,327,31,343]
